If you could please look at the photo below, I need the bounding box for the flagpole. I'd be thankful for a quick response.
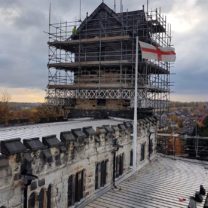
[133,36,139,170]
[49,0,51,33]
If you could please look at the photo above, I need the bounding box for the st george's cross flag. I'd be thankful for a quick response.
[139,41,176,62]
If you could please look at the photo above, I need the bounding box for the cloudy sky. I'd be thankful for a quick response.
[0,0,207,102]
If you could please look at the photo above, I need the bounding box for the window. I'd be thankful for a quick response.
[29,187,50,208]
[47,185,52,208]
[130,149,133,166]
[68,175,75,206]
[119,154,124,176]
[75,170,84,202]
[95,164,99,190]
[28,192,37,208]
[95,160,108,190]
[149,139,153,156]
[101,161,107,187]
[140,143,146,161]
[115,153,124,178]
[68,170,85,206]
[38,188,47,208]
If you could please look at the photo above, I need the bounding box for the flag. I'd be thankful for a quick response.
[139,41,176,62]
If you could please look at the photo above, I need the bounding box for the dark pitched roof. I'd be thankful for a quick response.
[0,138,27,155]
[117,10,145,27]
[78,5,148,37]
[74,2,123,37]
[117,10,151,42]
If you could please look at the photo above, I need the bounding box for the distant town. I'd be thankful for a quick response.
[159,102,208,137]
[1,94,208,139]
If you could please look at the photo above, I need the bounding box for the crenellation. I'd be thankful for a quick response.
[0,118,157,207]
[71,128,87,141]
[103,125,114,134]
[0,139,27,156]
[83,126,96,137]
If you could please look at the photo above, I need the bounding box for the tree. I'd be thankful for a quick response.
[0,90,11,125]
[203,116,208,128]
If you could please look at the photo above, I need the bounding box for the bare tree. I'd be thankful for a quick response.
[0,90,11,125]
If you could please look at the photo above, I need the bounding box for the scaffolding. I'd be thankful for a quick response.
[46,3,173,115]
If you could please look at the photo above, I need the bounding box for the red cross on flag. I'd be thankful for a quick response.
[139,41,176,62]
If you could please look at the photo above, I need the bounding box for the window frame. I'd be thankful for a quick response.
[68,169,85,206]
[140,143,146,161]
[95,160,108,190]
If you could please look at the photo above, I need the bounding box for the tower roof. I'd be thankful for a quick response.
[74,2,123,38]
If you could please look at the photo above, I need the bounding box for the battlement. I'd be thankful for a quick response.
[0,117,157,208]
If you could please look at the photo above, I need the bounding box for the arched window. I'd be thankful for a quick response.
[28,192,37,208]
[39,188,47,208]
[47,185,52,208]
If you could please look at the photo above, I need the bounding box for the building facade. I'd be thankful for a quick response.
[0,2,174,207]
[0,117,157,208]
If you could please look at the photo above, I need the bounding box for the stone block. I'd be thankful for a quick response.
[0,169,8,178]
[0,158,9,168]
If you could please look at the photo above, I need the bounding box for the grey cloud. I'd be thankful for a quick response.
[0,0,22,8]
[0,0,207,101]
[174,69,208,93]
[196,0,208,7]
[14,9,47,29]
[167,0,208,99]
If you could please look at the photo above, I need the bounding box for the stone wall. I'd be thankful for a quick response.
[0,117,157,208]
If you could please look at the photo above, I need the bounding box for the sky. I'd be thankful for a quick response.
[0,0,207,102]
